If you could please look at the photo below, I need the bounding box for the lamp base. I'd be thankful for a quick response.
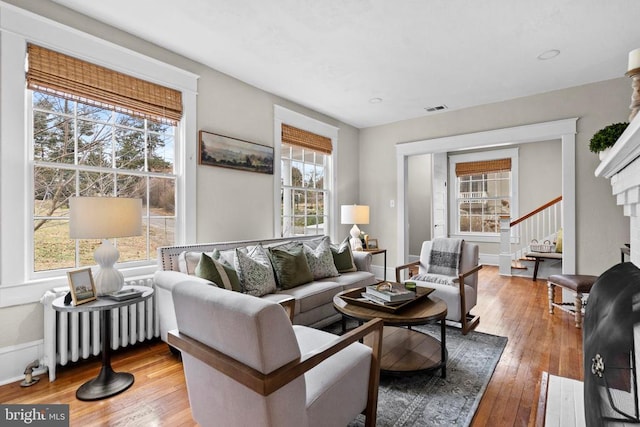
[349,224,363,251]
[93,239,124,296]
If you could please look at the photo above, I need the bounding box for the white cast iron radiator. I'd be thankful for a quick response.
[40,278,159,382]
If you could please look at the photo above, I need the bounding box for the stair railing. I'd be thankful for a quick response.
[499,196,562,276]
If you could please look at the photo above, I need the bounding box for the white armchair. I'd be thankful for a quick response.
[168,281,383,427]
[396,239,482,334]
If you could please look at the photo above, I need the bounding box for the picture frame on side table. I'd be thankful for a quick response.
[366,238,379,250]
[67,268,97,306]
[199,130,274,174]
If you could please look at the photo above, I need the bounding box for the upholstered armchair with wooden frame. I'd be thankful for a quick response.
[396,239,482,335]
[168,281,383,427]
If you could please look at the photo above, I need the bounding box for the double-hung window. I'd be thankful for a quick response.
[449,149,518,239]
[279,124,332,237]
[28,44,180,273]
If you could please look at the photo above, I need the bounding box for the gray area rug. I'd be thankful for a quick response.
[324,321,507,427]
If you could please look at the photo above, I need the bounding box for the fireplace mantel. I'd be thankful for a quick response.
[595,113,640,266]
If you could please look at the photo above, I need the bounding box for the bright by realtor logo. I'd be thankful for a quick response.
[1,405,68,426]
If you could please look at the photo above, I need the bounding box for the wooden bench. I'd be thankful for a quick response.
[547,274,597,328]
[525,252,563,281]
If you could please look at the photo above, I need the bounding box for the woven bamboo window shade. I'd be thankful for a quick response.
[455,158,512,177]
[26,44,183,125]
[281,124,332,154]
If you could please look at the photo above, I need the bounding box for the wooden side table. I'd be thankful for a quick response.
[363,248,387,280]
[51,285,153,401]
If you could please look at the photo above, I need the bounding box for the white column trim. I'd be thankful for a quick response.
[395,118,578,273]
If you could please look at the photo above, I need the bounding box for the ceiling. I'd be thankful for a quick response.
[51,0,640,128]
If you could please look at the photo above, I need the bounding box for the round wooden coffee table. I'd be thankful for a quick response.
[333,287,448,377]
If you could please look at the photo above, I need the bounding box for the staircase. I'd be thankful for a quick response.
[499,196,562,277]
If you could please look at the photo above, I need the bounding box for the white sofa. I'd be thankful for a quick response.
[154,235,377,343]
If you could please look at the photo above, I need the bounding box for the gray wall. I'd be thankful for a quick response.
[407,154,432,256]
[359,78,631,276]
[0,0,361,348]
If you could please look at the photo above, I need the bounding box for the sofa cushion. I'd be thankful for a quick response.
[331,239,357,273]
[195,253,242,292]
[279,280,343,313]
[235,244,277,297]
[269,245,314,290]
[303,237,339,280]
[318,271,377,289]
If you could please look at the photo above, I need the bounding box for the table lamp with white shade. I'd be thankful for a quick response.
[69,196,142,296]
[341,204,370,251]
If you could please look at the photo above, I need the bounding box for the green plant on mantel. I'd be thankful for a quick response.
[589,122,629,153]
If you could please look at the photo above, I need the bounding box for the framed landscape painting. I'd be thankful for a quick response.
[199,131,274,174]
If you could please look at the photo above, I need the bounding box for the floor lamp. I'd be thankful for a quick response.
[341,204,370,251]
[69,197,142,296]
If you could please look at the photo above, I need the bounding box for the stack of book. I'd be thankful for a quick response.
[104,288,143,301]
[362,282,416,306]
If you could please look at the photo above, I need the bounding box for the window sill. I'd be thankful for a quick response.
[0,264,158,308]
[450,233,500,243]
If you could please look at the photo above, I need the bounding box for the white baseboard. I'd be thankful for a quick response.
[0,340,46,386]
[480,253,498,266]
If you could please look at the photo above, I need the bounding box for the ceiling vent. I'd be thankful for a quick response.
[424,105,448,112]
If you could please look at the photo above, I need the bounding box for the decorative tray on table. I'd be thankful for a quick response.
[340,282,434,313]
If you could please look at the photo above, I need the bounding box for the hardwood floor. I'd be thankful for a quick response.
[0,266,583,426]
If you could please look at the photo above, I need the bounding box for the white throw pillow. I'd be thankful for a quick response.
[235,244,277,297]
[303,236,339,280]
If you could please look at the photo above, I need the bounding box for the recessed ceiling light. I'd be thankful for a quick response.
[369,97,383,104]
[537,49,560,60]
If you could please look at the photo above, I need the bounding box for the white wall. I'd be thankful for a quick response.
[0,1,361,354]
[360,78,631,276]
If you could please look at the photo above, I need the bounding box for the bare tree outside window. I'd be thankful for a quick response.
[32,91,176,272]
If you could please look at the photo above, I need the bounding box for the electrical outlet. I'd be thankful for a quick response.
[390,199,395,208]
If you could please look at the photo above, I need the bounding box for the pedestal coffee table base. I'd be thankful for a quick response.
[365,326,447,377]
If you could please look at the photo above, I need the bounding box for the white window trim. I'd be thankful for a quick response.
[273,105,339,241]
[448,148,519,243]
[0,3,199,306]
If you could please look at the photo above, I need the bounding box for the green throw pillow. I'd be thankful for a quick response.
[195,253,242,292]
[269,246,314,289]
[331,239,357,273]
